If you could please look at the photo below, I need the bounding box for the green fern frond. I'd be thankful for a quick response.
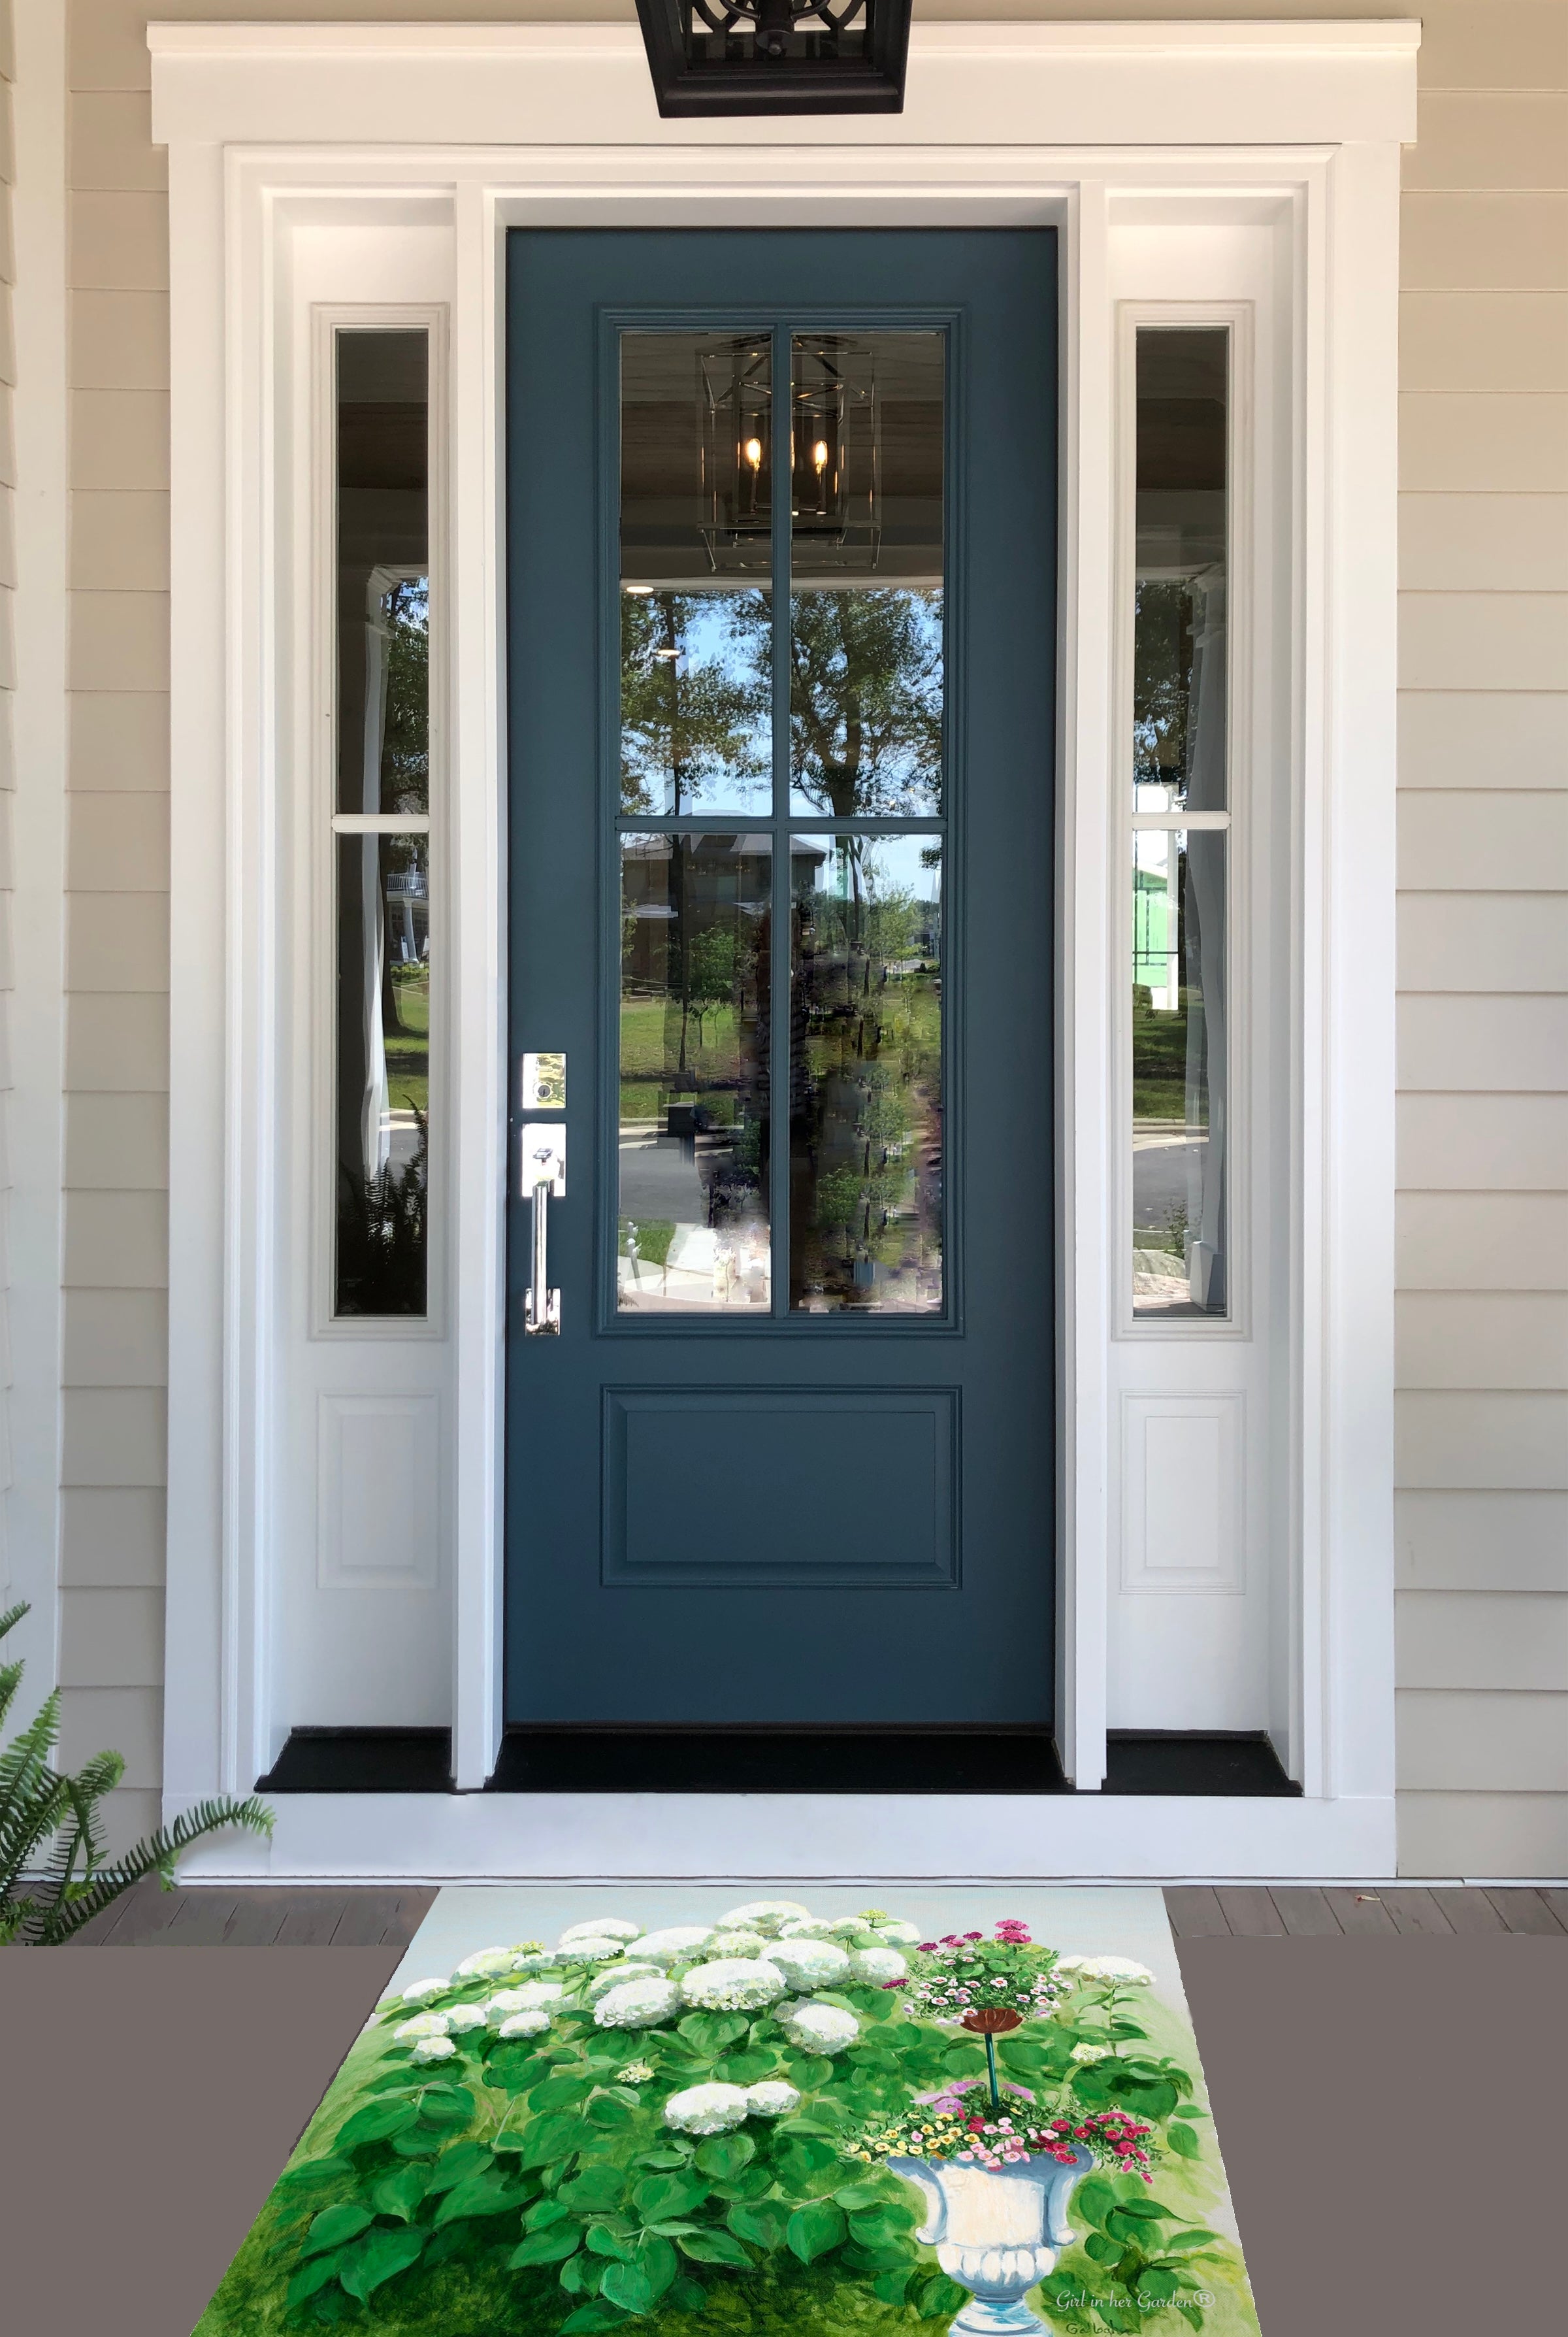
[0,1601,29,1646]
[29,1793,275,1944]
[0,1595,274,1944]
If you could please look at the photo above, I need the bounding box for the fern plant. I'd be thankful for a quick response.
[0,1601,273,1945]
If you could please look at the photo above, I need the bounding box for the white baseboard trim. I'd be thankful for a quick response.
[170,1791,1397,1883]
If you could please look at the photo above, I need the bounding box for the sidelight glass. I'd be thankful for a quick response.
[789,331,945,818]
[789,835,943,1313]
[1130,327,1229,1318]
[333,326,432,1318]
[617,833,772,1312]
[619,333,773,816]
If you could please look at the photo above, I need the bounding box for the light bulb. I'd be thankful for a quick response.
[743,436,763,471]
[812,439,830,472]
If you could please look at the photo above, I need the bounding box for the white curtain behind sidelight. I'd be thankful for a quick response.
[355,574,395,1178]
[1183,568,1227,1312]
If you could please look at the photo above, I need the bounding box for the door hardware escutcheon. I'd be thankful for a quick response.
[521,1051,566,1112]
[521,1123,565,1334]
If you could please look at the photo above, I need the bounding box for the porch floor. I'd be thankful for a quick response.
[61,1875,1568,1946]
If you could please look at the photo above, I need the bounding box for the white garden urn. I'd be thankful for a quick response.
[888,2146,1096,2335]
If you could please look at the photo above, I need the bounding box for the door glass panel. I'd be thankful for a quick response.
[1132,827,1227,1315]
[335,331,430,817]
[335,831,430,1316]
[790,834,943,1313]
[618,833,772,1312]
[1132,327,1227,815]
[619,334,773,815]
[1132,326,1229,1319]
[789,331,945,818]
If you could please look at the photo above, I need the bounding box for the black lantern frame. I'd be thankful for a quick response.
[634,0,912,118]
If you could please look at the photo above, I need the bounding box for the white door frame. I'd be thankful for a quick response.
[152,20,1414,1880]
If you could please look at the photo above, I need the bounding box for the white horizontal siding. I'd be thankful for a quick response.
[1397,1291,1568,1387]
[1397,1590,1568,1689]
[1397,1689,1568,1792]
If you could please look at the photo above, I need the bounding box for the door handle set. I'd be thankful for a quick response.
[521,1122,565,1336]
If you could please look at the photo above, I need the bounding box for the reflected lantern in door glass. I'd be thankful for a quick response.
[790,836,943,1314]
[618,833,772,1312]
[789,331,945,818]
[619,334,773,816]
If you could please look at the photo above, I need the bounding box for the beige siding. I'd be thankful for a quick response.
[47,0,1568,1872]
[1397,2,1568,1875]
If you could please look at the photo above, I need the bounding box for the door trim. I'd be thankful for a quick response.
[153,22,1411,1877]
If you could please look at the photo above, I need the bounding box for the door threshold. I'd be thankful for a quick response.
[488,1729,1069,1795]
[254,1727,1299,1798]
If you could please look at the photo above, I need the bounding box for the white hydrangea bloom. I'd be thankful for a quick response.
[706,1929,768,1959]
[663,2082,751,2136]
[587,1959,662,2000]
[444,2003,489,2034]
[744,2080,801,2118]
[720,1900,812,1936]
[393,2011,451,2042]
[776,1917,836,1940]
[457,1946,519,1980]
[776,1998,859,2055]
[510,1944,564,1971]
[486,1981,564,2014]
[770,1938,852,1989]
[412,2035,457,2064]
[399,1976,451,2006]
[593,1974,681,2029]
[872,1919,923,1947]
[557,1936,632,1964]
[679,1957,788,2012]
[560,1917,643,1946]
[636,1925,715,1965]
[1057,1955,1153,1986]
[849,1945,908,1985]
[498,2008,553,2040]
[1071,2042,1111,2064]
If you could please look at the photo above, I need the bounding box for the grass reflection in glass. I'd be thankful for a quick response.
[618,833,771,1312]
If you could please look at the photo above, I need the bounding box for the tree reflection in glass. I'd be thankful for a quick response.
[790,836,943,1313]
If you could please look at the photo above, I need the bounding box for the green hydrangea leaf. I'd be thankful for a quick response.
[301,2205,374,2259]
[786,2201,846,2265]
[337,2227,425,2300]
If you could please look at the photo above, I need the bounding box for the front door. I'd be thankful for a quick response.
[505,229,1056,1729]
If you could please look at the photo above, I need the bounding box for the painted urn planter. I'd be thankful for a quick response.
[887,2144,1097,2335]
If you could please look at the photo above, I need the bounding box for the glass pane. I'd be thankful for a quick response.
[335,833,429,1316]
[1134,328,1227,815]
[789,331,944,818]
[336,329,429,816]
[618,833,772,1312]
[790,835,943,1314]
[1132,829,1226,1317]
[619,334,773,816]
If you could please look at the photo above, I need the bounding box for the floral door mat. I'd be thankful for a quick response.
[196,1885,1260,2337]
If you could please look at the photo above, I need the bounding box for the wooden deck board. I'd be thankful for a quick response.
[1322,1887,1398,1935]
[1164,1885,1231,1938]
[1382,1887,1454,1934]
[1429,1885,1509,1934]
[1271,1887,1344,1936]
[1485,1889,1566,1936]
[1213,1886,1286,1937]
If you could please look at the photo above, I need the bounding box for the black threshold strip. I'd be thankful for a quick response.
[488,1730,1070,1795]
[257,1727,454,1795]
[256,1727,1299,1797]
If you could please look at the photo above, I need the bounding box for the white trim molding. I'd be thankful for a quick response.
[153,21,1412,1881]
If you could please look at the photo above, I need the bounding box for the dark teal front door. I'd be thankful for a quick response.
[505,229,1056,1727]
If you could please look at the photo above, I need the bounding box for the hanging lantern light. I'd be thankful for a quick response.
[634,0,913,118]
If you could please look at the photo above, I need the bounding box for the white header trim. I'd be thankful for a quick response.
[149,20,1418,150]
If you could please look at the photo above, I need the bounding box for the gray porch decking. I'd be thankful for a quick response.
[63,1876,1568,1946]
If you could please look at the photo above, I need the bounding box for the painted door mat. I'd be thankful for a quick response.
[196,1886,1260,2337]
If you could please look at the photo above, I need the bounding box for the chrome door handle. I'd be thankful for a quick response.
[522,1124,565,1334]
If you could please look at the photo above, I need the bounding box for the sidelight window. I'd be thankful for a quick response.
[615,325,947,1317]
[329,326,435,1319]
[1128,326,1230,1320]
